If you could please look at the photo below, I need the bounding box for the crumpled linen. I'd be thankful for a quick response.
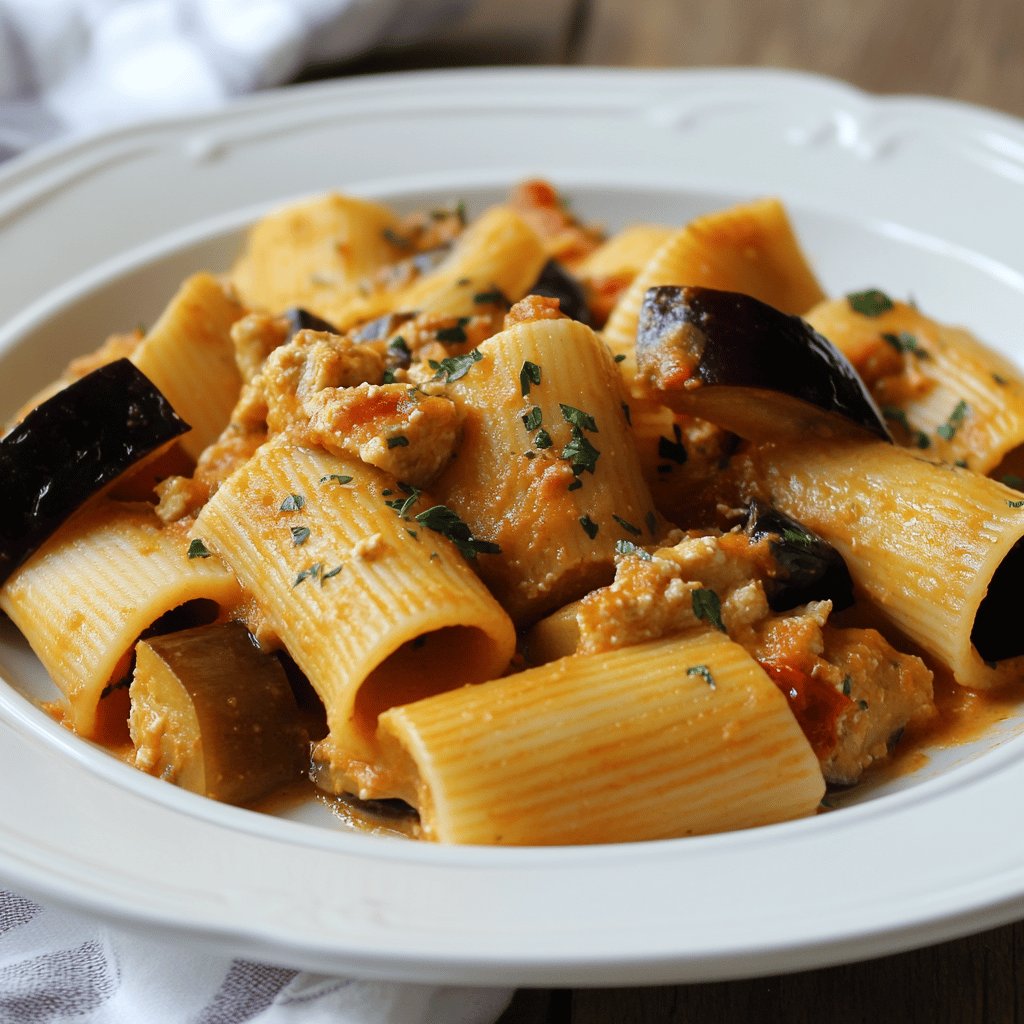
[0,890,513,1023]
[0,0,472,158]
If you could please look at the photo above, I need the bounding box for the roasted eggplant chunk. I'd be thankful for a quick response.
[743,500,855,612]
[636,286,891,442]
[130,621,308,805]
[283,307,340,338]
[529,259,592,325]
[0,359,189,585]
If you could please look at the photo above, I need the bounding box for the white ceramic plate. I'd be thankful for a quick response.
[2,67,1024,985]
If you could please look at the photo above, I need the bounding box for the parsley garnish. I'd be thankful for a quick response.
[388,335,410,355]
[881,330,927,357]
[612,514,641,536]
[579,515,599,539]
[294,563,322,586]
[657,424,687,464]
[842,675,853,696]
[847,289,895,317]
[692,587,726,632]
[614,353,627,363]
[937,399,969,441]
[559,404,598,432]
[562,426,600,475]
[1007,500,1024,509]
[994,372,1009,385]
[187,538,211,559]
[436,318,470,344]
[615,539,651,560]
[385,483,422,520]
[522,406,543,431]
[280,494,305,511]
[290,526,311,546]
[414,505,500,559]
[320,474,353,485]
[520,360,542,396]
[882,406,931,449]
[387,435,410,448]
[382,368,396,384]
[534,428,553,449]
[687,664,716,689]
[321,565,342,583]
[429,348,483,382]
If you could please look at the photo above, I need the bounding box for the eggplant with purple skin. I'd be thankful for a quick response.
[283,307,340,338]
[743,500,854,612]
[636,286,891,442]
[529,259,592,325]
[0,359,189,585]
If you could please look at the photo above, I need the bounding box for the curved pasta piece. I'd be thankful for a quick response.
[0,500,242,738]
[806,296,1024,474]
[378,630,825,844]
[328,206,547,330]
[230,191,402,319]
[732,438,1024,689]
[130,273,246,459]
[430,317,661,622]
[192,440,516,797]
[602,197,826,377]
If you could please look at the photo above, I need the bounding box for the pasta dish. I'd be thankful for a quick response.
[2,181,1022,844]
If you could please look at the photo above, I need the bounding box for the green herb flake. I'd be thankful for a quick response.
[842,675,853,696]
[955,458,969,468]
[387,435,410,449]
[1007,499,1024,509]
[858,699,869,711]
[937,399,969,441]
[614,353,627,363]
[612,514,641,536]
[559,404,598,433]
[522,406,543,431]
[881,331,924,355]
[473,289,508,306]
[579,515,599,539]
[567,479,583,492]
[320,474,353,485]
[847,288,895,317]
[385,483,422,520]
[994,372,1009,386]
[382,227,413,251]
[414,504,501,559]
[692,587,726,632]
[280,493,305,512]
[187,538,211,559]
[294,562,322,586]
[382,367,397,384]
[657,424,687,465]
[430,348,483,383]
[406,528,419,539]
[534,428,553,450]
[882,406,930,449]
[562,426,601,475]
[615,539,652,560]
[388,335,410,355]
[290,526,311,546]
[687,664,716,689]
[321,565,343,583]
[435,318,470,344]
[519,360,542,396]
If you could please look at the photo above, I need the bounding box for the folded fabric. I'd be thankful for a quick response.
[0,890,513,1023]
[0,0,472,159]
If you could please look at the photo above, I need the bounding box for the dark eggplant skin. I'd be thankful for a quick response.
[743,500,855,612]
[283,307,340,338]
[0,359,190,585]
[529,259,592,325]
[636,286,891,442]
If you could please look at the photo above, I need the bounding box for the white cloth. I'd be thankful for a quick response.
[0,0,472,158]
[0,890,513,1023]
[0,5,514,1021]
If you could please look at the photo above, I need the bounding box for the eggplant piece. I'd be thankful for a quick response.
[0,359,189,585]
[743,500,854,612]
[129,621,308,805]
[636,286,891,442]
[283,307,340,338]
[528,258,592,325]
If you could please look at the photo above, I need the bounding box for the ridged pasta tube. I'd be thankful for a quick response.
[378,630,825,845]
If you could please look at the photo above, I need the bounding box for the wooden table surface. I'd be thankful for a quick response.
[337,1,1024,1020]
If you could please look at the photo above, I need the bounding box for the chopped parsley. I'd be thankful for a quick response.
[290,526,311,546]
[387,435,410,449]
[280,493,305,512]
[435,318,470,344]
[687,664,716,689]
[321,565,343,583]
[842,675,853,696]
[294,563,322,586]
[385,483,422,520]
[615,539,651,560]
[559,404,598,432]
[382,368,397,384]
[612,514,641,536]
[692,587,726,632]
[519,360,542,396]
[187,538,211,559]
[522,406,543,431]
[1007,499,1024,509]
[881,406,931,449]
[388,335,410,355]
[937,399,969,441]
[614,353,627,363]
[320,474,353,485]
[847,289,895,317]
[881,331,925,356]
[534,428,553,450]
[562,426,600,475]
[414,504,500,559]
[429,348,483,382]
[579,515,599,539]
[657,424,687,464]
